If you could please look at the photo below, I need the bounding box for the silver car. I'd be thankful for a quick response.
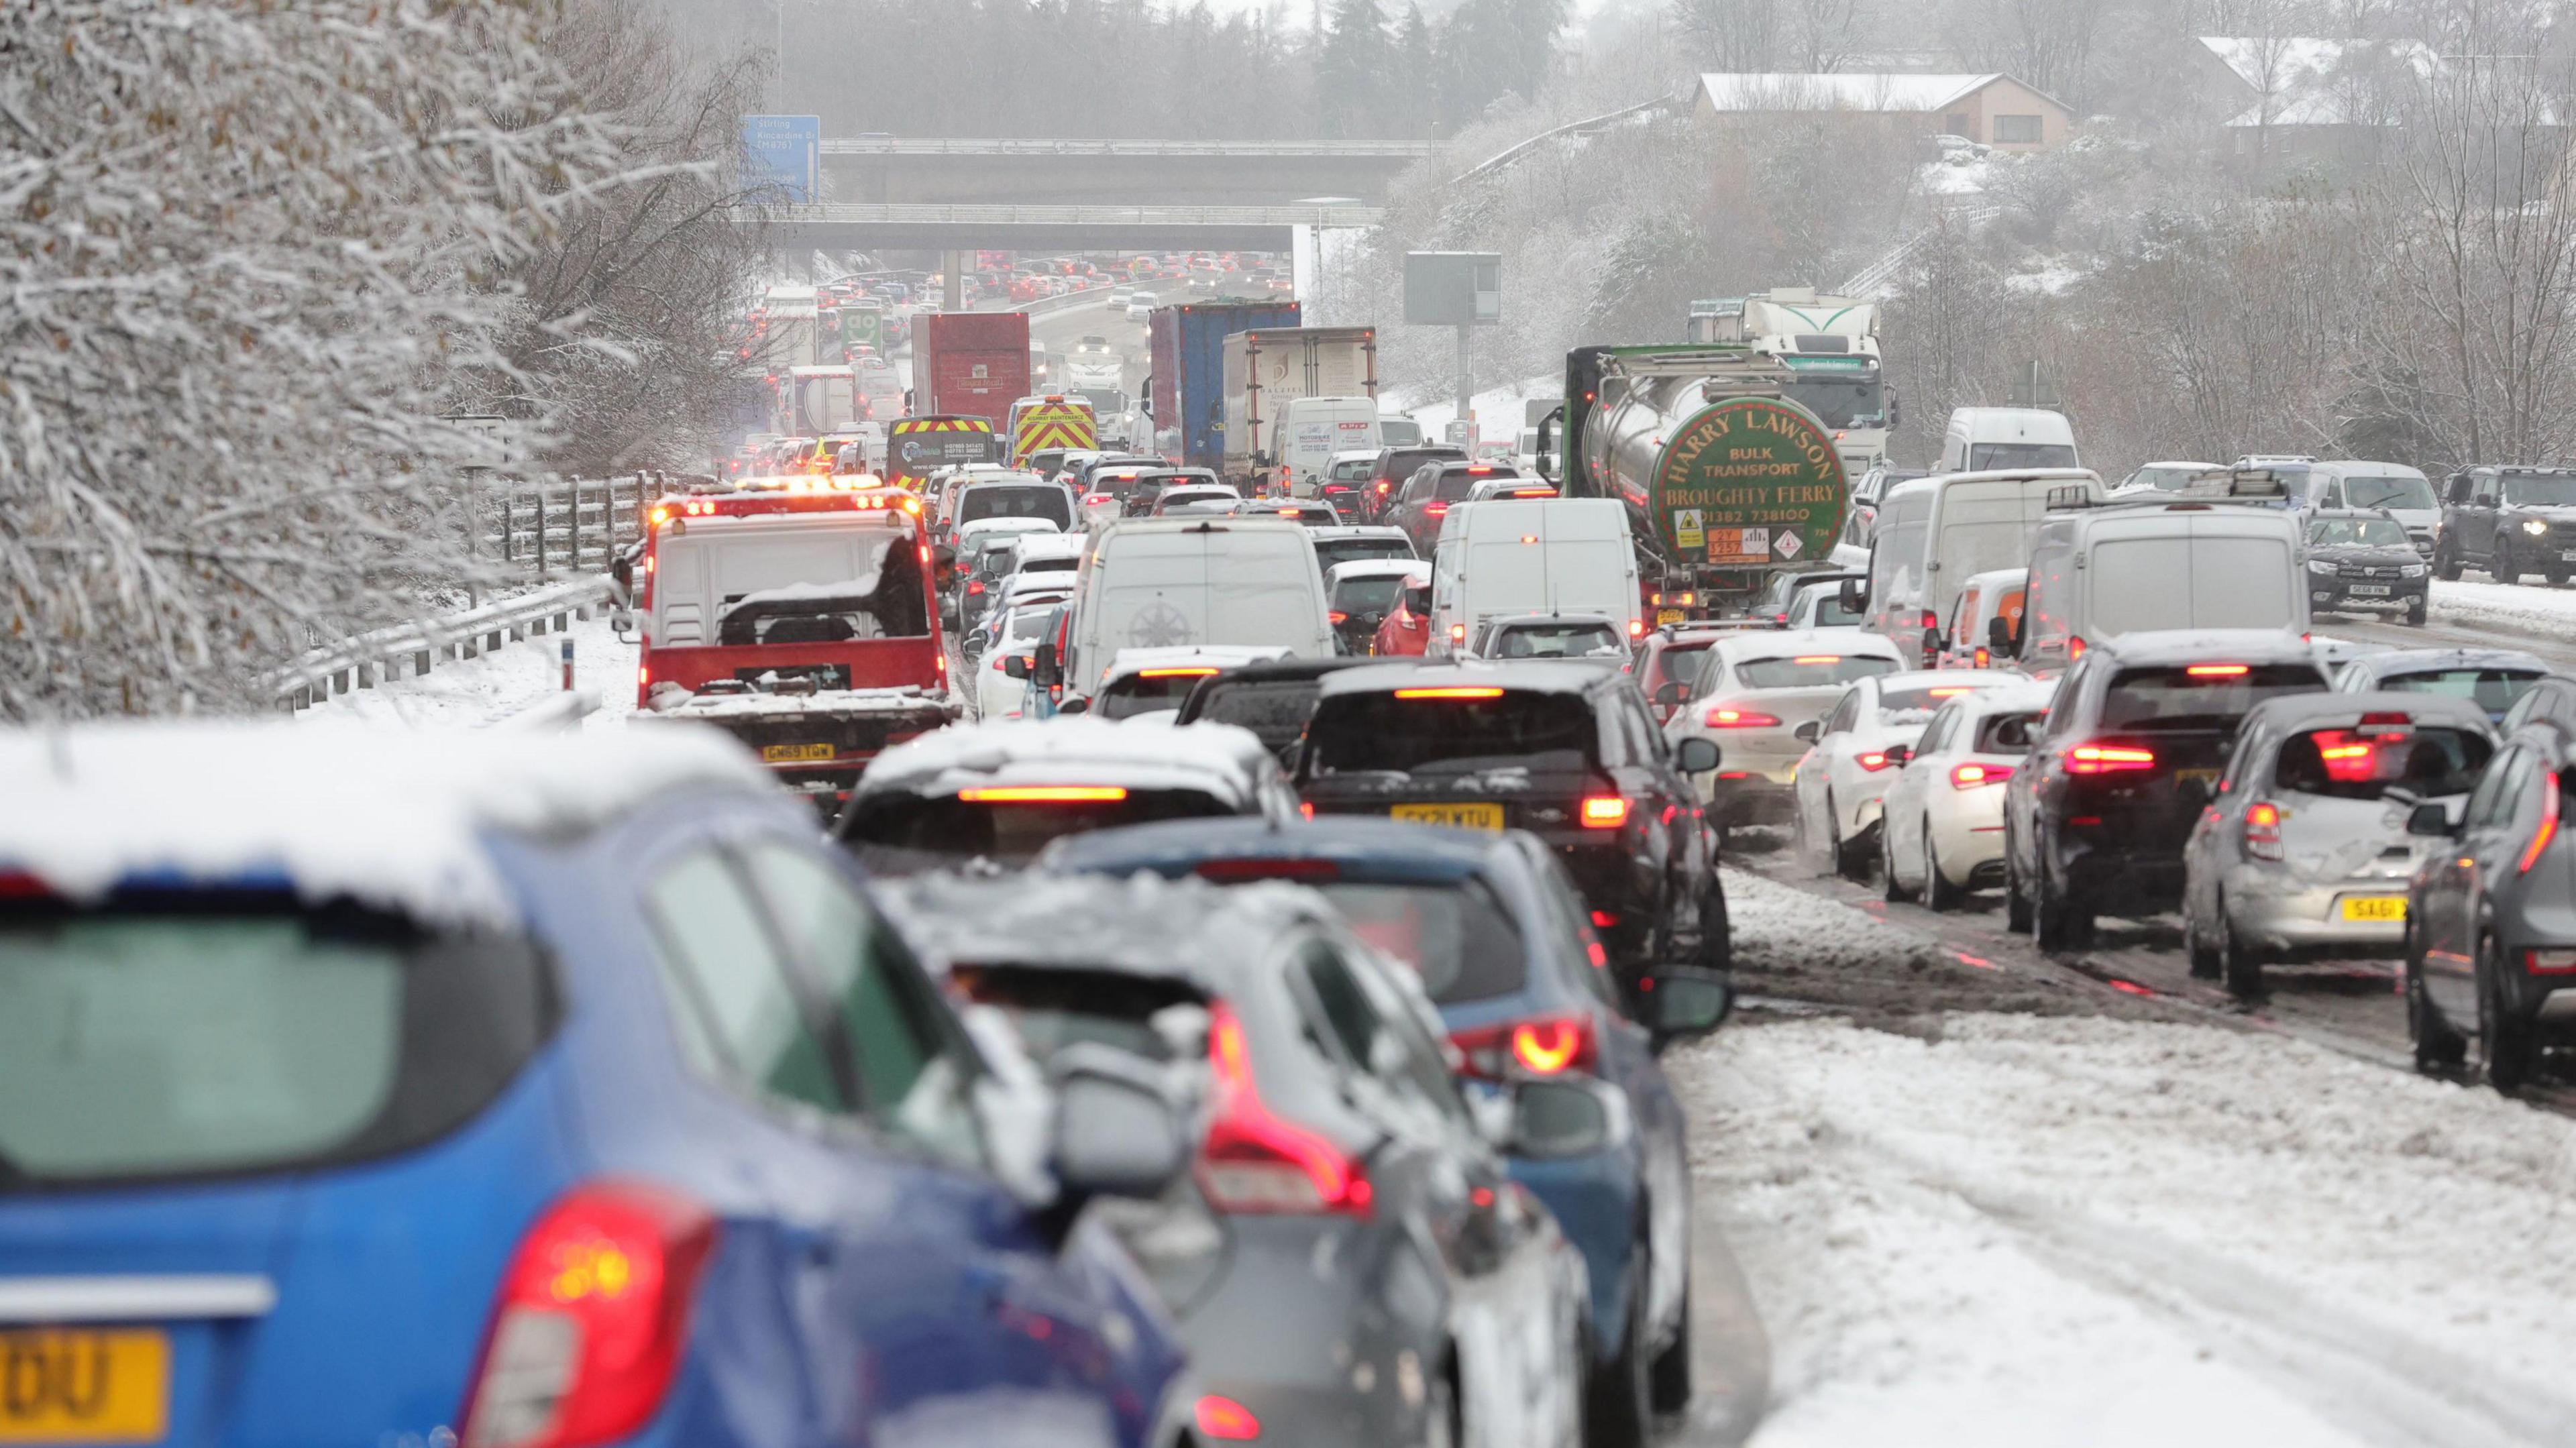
[2182,691,2496,997]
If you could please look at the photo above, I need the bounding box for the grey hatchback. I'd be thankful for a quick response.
[2182,692,2496,997]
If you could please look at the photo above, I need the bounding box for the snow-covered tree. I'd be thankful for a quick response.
[0,0,657,718]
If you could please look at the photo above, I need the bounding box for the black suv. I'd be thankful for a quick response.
[1293,661,1727,976]
[2304,509,2430,626]
[2434,465,2576,585]
[2002,630,2329,950]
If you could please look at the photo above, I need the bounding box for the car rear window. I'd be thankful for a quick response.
[2100,663,2324,732]
[1318,881,1525,1003]
[0,898,550,1188]
[1733,654,1900,689]
[1308,691,1598,775]
[2273,724,2492,801]
[842,789,1239,865]
[2378,668,2542,717]
[961,486,1072,529]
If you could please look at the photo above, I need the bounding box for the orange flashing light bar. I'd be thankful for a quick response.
[957,786,1130,803]
[1395,686,1504,700]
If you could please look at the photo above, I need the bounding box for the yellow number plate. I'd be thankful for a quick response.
[1655,608,1688,626]
[0,1330,168,1443]
[2340,896,2407,922]
[1391,803,1505,832]
[761,742,836,763]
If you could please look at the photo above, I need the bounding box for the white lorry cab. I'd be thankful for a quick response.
[1055,516,1335,704]
[2010,494,2310,675]
[1938,407,2080,473]
[1271,396,1382,498]
[1427,498,1642,657]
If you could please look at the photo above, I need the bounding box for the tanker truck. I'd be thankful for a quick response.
[1536,344,1849,619]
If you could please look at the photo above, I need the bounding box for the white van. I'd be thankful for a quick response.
[1938,407,2080,473]
[1271,396,1381,498]
[1427,498,1641,657]
[1901,468,2104,665]
[1059,517,1335,701]
[2012,501,2309,674]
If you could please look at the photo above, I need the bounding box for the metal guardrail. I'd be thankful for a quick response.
[276,579,613,710]
[761,203,1386,228]
[820,137,1434,159]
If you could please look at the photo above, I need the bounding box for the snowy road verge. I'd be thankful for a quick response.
[1674,1015,2576,1447]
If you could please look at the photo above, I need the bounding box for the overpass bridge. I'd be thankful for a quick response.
[753,202,1386,254]
[820,136,1434,205]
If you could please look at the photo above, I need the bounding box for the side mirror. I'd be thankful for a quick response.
[1050,1045,1189,1200]
[1654,681,1688,709]
[1794,719,1822,744]
[2407,801,2459,838]
[1032,641,1061,688]
[1676,736,1721,775]
[1002,654,1030,679]
[1884,742,1913,768]
[1644,966,1733,1050]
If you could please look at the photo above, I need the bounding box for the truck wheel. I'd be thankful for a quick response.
[2434,538,2464,581]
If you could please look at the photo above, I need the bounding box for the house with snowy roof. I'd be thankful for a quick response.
[1693,72,2074,153]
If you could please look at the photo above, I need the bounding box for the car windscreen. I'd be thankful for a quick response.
[842,789,1240,865]
[2377,667,2543,716]
[1319,881,1525,1004]
[2500,471,2576,506]
[2100,664,2324,732]
[2308,517,2411,548]
[1307,691,1597,776]
[1491,623,1623,659]
[0,898,549,1188]
[2273,724,2492,801]
[959,485,1073,529]
[1314,537,1415,572]
[2341,473,2435,511]
[1732,654,1900,689]
[1968,443,2079,469]
[1188,677,1328,750]
[1333,576,1407,614]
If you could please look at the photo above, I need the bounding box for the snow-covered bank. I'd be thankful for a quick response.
[307,612,637,730]
[1674,1015,2576,1447]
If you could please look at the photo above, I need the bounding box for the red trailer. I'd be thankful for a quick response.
[912,312,1031,429]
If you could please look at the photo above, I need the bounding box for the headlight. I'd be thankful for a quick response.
[2523,518,2551,535]
[2306,559,2339,575]
[2401,563,2427,577]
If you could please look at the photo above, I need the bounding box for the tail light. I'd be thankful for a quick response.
[1198,1001,1371,1215]
[2518,769,2561,873]
[2065,742,2156,774]
[460,1183,717,1448]
[2245,801,2284,861]
[1951,762,2012,788]
[1580,795,1631,828]
[1856,750,1894,771]
[1450,1014,1599,1079]
[1702,708,1781,728]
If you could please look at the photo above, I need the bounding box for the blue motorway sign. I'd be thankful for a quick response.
[742,115,820,204]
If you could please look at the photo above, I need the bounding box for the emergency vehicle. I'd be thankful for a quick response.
[627,482,960,812]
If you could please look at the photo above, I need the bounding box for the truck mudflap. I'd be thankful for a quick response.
[645,685,962,816]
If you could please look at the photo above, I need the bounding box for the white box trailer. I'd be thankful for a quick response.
[1220,326,1378,492]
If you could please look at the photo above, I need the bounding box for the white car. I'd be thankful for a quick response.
[974,601,1065,721]
[1660,629,1905,833]
[1791,669,2025,880]
[1880,679,2056,908]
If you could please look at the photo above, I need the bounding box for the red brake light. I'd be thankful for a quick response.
[1580,795,1631,828]
[1198,1002,1372,1216]
[2520,770,2561,873]
[1449,1014,1599,1080]
[1950,762,2012,788]
[1702,708,1782,728]
[2245,800,2284,861]
[460,1182,716,1448]
[2065,743,2157,774]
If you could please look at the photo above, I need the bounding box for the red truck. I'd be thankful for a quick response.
[912,312,1030,429]
[628,486,959,813]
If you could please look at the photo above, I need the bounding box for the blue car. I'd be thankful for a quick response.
[0,724,1194,1448]
[1040,817,1731,1446]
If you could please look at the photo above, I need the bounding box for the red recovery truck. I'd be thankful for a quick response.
[912,312,1030,429]
[629,485,961,814]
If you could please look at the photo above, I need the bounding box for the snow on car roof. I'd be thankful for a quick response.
[0,722,770,927]
[856,716,1279,803]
